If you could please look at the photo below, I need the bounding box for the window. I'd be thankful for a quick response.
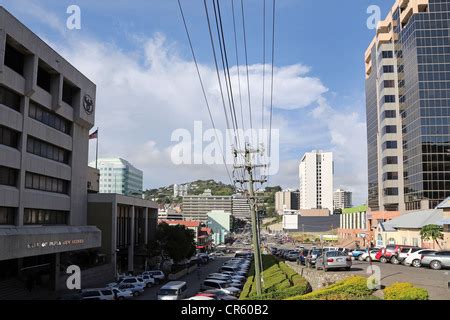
[384,95,396,103]
[0,125,20,148]
[4,42,24,76]
[62,80,79,107]
[382,51,393,59]
[384,188,399,196]
[383,156,398,165]
[384,110,396,119]
[383,172,399,181]
[24,208,68,225]
[383,80,395,88]
[27,136,70,164]
[29,101,71,135]
[0,207,15,225]
[25,172,69,194]
[0,85,21,112]
[383,125,397,134]
[382,65,394,73]
[383,141,398,149]
[0,166,18,187]
[37,63,52,92]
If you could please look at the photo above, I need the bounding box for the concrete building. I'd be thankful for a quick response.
[87,194,158,275]
[231,194,250,220]
[282,213,340,233]
[173,183,189,197]
[365,0,450,212]
[90,157,143,197]
[338,205,369,246]
[207,210,232,245]
[0,7,101,293]
[182,190,232,223]
[333,188,352,210]
[275,190,300,214]
[299,150,334,212]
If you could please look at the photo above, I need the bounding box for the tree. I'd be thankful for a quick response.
[153,223,196,263]
[420,224,444,249]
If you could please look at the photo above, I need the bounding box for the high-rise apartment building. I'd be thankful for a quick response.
[231,194,251,220]
[91,158,143,197]
[275,190,300,214]
[333,188,353,210]
[299,151,334,211]
[0,6,100,291]
[365,0,450,212]
[182,190,232,222]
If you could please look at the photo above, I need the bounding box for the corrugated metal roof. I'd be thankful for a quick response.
[436,197,450,209]
[383,209,444,229]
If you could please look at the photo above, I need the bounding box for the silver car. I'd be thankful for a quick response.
[316,250,352,272]
[420,251,450,270]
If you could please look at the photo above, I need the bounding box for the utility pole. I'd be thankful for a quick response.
[234,143,266,296]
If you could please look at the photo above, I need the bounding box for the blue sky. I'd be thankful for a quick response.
[1,0,395,204]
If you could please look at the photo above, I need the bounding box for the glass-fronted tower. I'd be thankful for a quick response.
[91,158,143,197]
[365,0,450,212]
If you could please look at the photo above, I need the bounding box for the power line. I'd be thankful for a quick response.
[241,0,253,136]
[177,0,235,189]
[231,0,245,132]
[262,0,266,132]
[267,0,276,186]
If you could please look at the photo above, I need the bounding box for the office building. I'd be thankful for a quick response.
[299,150,334,211]
[333,188,353,210]
[182,189,232,222]
[173,183,189,197]
[365,0,450,212]
[275,190,300,214]
[231,194,251,220]
[90,157,143,197]
[207,210,232,245]
[0,6,101,293]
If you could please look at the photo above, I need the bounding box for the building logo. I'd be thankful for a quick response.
[83,94,94,115]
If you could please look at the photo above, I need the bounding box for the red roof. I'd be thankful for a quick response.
[159,220,201,228]
[200,227,212,235]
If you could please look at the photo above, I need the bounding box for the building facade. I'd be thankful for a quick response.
[299,150,334,211]
[365,0,450,212]
[0,6,101,293]
[231,194,250,220]
[338,206,368,246]
[207,210,232,245]
[275,190,300,214]
[173,183,189,197]
[91,157,143,197]
[182,190,232,222]
[333,188,353,210]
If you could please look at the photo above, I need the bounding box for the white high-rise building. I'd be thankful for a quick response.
[333,188,352,210]
[299,150,333,211]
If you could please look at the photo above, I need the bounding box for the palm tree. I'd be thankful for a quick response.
[420,224,444,249]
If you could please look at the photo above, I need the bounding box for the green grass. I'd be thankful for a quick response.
[239,255,311,300]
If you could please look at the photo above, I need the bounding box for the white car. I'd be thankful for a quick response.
[111,287,134,300]
[80,288,116,300]
[184,296,215,301]
[359,249,379,262]
[107,277,146,289]
[404,249,437,267]
[142,270,165,284]
[140,274,156,288]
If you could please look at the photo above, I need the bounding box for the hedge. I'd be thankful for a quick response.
[287,276,374,300]
[383,283,429,300]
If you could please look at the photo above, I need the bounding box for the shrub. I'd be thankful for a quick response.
[287,276,374,300]
[383,283,429,300]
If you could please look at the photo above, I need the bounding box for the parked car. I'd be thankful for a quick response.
[375,245,405,263]
[196,290,238,301]
[305,249,323,267]
[315,251,352,272]
[107,276,146,289]
[142,270,165,284]
[286,250,300,261]
[112,287,134,300]
[349,249,365,260]
[140,274,156,288]
[184,296,216,300]
[80,288,116,300]
[359,249,379,262]
[157,281,188,300]
[404,249,437,267]
[200,280,241,296]
[116,283,145,296]
[395,247,422,265]
[420,251,450,270]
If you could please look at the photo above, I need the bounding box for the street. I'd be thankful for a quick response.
[136,256,232,300]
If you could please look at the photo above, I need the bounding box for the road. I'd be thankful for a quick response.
[136,255,232,300]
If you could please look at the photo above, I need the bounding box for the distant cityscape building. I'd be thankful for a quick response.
[365,0,450,212]
[91,158,143,197]
[173,183,189,197]
[207,210,232,245]
[333,188,353,210]
[275,190,300,214]
[231,194,251,220]
[182,190,232,223]
[299,150,334,212]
